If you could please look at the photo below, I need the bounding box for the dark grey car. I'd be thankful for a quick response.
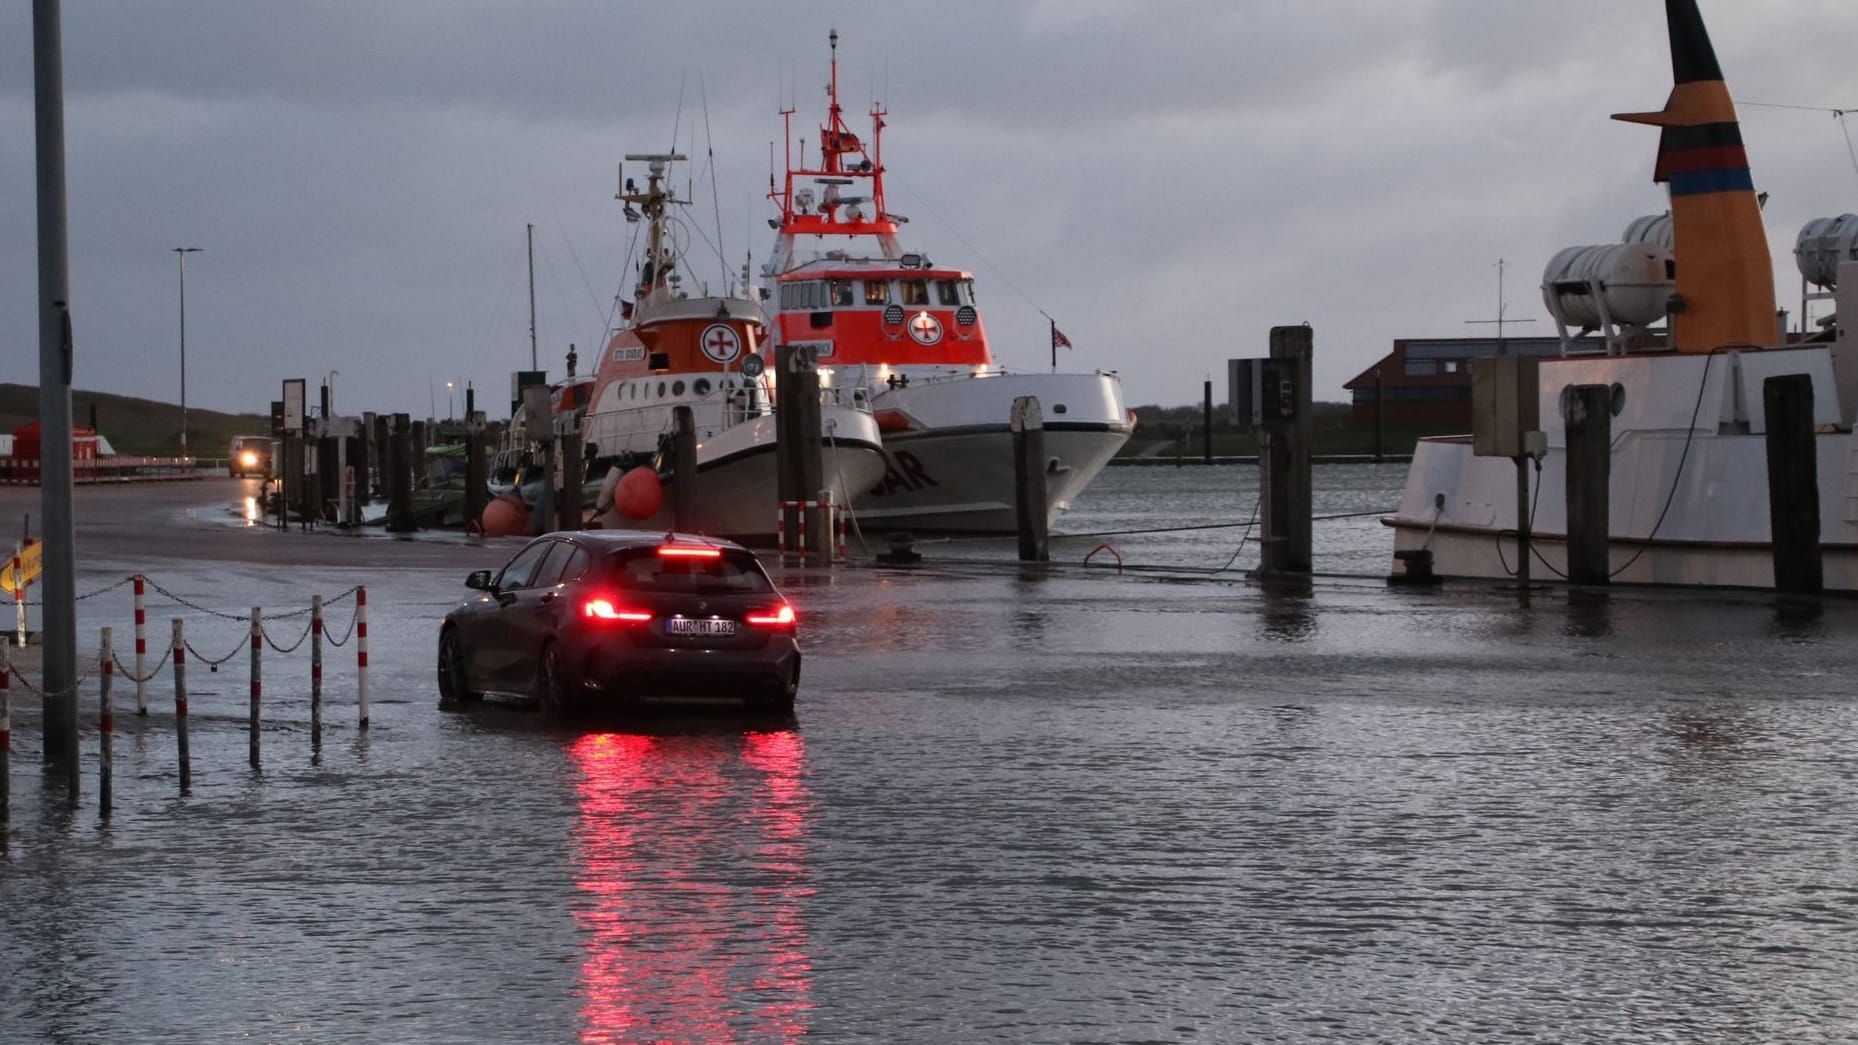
[438,530,801,714]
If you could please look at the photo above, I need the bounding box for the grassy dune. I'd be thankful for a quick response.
[0,383,270,458]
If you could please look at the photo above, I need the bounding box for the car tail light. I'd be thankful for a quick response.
[746,603,796,627]
[658,545,722,559]
[584,598,652,622]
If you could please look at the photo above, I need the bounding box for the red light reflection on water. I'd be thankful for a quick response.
[571,730,814,1044]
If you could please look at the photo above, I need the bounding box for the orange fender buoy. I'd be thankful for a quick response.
[480,495,530,536]
[615,466,664,520]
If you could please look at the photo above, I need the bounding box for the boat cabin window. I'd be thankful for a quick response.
[864,280,889,305]
[830,279,855,307]
[901,279,929,306]
[672,380,686,395]
[694,378,711,396]
[657,381,667,397]
[780,281,815,310]
[936,280,961,306]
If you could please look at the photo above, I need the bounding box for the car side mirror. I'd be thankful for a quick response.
[465,569,494,590]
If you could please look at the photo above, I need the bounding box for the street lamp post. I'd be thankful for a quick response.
[447,380,455,421]
[173,246,201,454]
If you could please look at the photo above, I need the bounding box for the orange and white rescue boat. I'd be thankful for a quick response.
[760,31,1132,534]
[582,153,885,541]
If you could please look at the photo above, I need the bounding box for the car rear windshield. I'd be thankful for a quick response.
[605,548,774,595]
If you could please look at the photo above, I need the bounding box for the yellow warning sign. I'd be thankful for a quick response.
[1,539,42,594]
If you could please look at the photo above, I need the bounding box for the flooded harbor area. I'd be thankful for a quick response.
[2,468,1857,1043]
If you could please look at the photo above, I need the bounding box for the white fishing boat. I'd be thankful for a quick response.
[581,153,886,541]
[760,31,1133,534]
[1386,0,1858,591]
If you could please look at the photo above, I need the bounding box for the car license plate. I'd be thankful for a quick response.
[666,617,736,638]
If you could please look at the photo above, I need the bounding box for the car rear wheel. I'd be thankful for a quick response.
[536,641,575,718]
[749,664,799,712]
[437,627,480,704]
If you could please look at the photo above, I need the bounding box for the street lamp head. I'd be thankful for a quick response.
[174,246,201,254]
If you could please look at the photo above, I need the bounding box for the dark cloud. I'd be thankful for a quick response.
[4,0,1854,417]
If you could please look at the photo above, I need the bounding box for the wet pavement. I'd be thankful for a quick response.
[2,475,1857,1043]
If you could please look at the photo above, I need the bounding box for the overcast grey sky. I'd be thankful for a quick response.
[4,1,1855,421]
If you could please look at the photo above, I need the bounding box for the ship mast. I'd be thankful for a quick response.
[620,153,688,302]
[768,29,899,268]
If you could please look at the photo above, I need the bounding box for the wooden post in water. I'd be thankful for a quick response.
[296,429,317,529]
[521,385,554,535]
[1202,379,1214,464]
[387,413,415,532]
[98,626,111,817]
[278,434,299,527]
[1514,456,1532,588]
[775,344,822,554]
[1564,384,1612,585]
[557,418,579,528]
[357,411,375,501]
[370,413,390,500]
[248,607,262,769]
[310,593,323,749]
[1261,326,1313,575]
[671,405,698,532]
[317,423,339,522]
[1012,395,1050,562]
[1764,373,1823,595]
[464,410,487,535]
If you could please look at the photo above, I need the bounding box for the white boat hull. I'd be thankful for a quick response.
[1386,346,1858,591]
[591,406,887,543]
[847,371,1132,533]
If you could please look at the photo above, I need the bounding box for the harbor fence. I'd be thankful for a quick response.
[1,576,370,824]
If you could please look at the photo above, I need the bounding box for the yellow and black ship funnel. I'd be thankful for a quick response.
[1612,0,1775,353]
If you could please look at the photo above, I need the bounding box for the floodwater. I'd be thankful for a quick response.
[3,467,1857,1043]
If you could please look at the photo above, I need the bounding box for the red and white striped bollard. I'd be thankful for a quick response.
[356,587,369,729]
[173,619,191,793]
[133,575,148,716]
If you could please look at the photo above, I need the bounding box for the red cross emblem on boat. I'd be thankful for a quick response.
[699,323,742,363]
[907,311,943,346]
